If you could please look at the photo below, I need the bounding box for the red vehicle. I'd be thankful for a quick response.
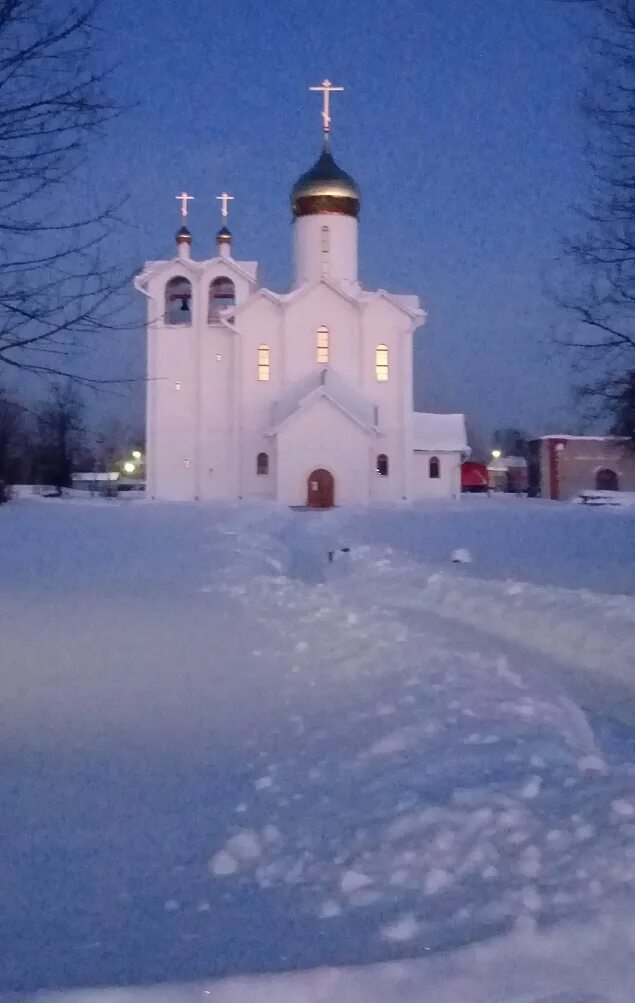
[461,461,490,493]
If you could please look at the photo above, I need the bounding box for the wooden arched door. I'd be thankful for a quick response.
[307,468,335,508]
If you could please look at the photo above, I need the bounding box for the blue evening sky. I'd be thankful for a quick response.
[77,0,595,443]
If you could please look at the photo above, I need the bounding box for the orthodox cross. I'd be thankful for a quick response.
[216,192,234,220]
[175,191,194,218]
[309,78,344,134]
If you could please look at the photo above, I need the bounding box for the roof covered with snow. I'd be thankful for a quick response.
[270,368,377,433]
[412,412,467,453]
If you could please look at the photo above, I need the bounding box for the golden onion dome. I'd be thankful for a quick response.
[291,145,360,219]
[176,225,192,244]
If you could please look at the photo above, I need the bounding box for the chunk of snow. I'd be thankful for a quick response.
[380,913,421,942]
[451,547,472,564]
[209,850,239,877]
[578,755,608,775]
[368,731,408,756]
[520,776,542,799]
[340,869,374,894]
[262,824,281,845]
[318,899,341,919]
[254,776,273,790]
[424,868,451,895]
[611,799,635,818]
[225,830,261,862]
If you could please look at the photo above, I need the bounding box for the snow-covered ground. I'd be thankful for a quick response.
[1,496,635,1000]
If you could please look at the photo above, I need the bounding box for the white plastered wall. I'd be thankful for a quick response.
[275,397,374,506]
[411,451,462,500]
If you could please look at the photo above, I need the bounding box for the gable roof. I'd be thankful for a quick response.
[412,412,467,452]
[269,368,378,435]
[134,255,258,292]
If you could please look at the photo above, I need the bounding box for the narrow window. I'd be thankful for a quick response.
[258,344,270,381]
[377,454,389,476]
[174,381,181,391]
[165,276,192,325]
[375,344,389,382]
[316,325,329,364]
[208,276,236,322]
[257,452,269,476]
[429,456,440,479]
[321,225,330,253]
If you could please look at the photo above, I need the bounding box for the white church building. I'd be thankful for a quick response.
[135,82,466,507]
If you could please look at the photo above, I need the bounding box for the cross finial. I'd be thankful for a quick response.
[216,191,234,221]
[309,78,344,135]
[175,191,194,218]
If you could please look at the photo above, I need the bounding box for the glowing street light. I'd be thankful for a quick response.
[132,450,142,460]
[123,461,136,474]
[491,449,502,461]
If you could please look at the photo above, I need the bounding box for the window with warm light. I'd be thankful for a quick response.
[375,344,389,381]
[258,344,270,381]
[377,454,389,476]
[316,325,329,364]
[429,456,440,479]
[256,452,269,475]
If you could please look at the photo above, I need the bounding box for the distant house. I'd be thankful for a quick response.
[487,456,528,494]
[71,472,145,495]
[529,435,635,500]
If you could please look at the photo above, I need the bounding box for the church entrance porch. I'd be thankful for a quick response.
[307,468,335,508]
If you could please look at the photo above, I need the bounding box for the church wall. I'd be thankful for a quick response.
[240,433,276,499]
[236,299,283,442]
[360,299,413,422]
[361,299,415,500]
[198,325,236,500]
[370,431,407,502]
[283,286,359,385]
[411,451,461,500]
[147,324,199,500]
[275,398,373,506]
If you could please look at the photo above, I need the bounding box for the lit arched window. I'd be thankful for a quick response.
[316,325,329,364]
[429,456,440,479]
[377,453,389,476]
[165,276,192,325]
[258,344,270,381]
[208,276,236,322]
[257,452,269,475]
[375,344,389,381]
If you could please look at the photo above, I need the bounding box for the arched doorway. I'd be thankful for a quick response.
[307,469,334,508]
[596,468,619,491]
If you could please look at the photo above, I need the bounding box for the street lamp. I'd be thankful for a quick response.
[123,461,136,474]
[491,449,502,461]
[132,450,142,460]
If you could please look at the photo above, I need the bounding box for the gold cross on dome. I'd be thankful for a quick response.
[175,191,194,218]
[309,78,344,134]
[216,192,234,220]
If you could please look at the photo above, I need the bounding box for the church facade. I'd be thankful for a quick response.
[135,86,466,506]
